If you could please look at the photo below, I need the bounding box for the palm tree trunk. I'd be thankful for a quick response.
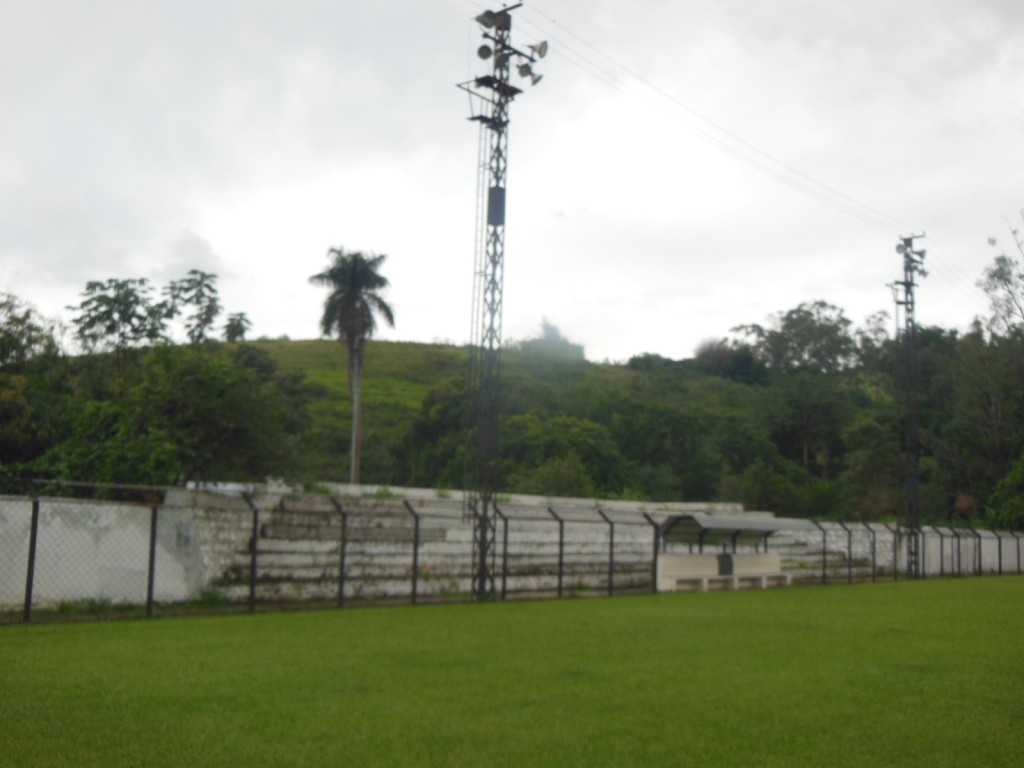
[349,352,363,485]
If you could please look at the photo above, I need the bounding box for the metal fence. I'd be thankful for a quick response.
[2,482,1021,624]
[772,521,1024,585]
[1,483,661,623]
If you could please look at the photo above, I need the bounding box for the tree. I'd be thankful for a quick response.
[733,300,856,374]
[223,312,251,343]
[978,209,1024,334]
[37,346,303,485]
[165,270,221,345]
[1,293,58,371]
[502,412,625,496]
[986,450,1024,529]
[693,338,768,384]
[769,371,852,480]
[0,372,39,470]
[309,247,395,484]
[67,278,169,385]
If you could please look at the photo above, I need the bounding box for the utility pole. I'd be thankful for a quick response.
[457,6,547,598]
[891,233,927,578]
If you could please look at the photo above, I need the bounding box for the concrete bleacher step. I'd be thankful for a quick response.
[259,523,447,544]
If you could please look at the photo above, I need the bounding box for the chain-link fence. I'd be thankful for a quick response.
[2,482,1022,624]
[771,521,1024,584]
[1,483,664,622]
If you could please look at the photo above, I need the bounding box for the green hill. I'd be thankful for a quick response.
[246,337,812,508]
[248,338,470,483]
[6,326,1024,528]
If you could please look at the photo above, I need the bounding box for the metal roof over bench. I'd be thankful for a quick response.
[661,513,818,550]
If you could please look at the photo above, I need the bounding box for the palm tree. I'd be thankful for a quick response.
[309,247,395,484]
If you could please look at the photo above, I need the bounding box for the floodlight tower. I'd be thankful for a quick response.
[457,5,547,598]
[891,233,927,578]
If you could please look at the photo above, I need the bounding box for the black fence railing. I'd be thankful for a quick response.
[2,482,1021,625]
[783,522,1024,585]
[1,484,661,623]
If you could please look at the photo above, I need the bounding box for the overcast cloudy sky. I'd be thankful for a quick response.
[2,0,1021,361]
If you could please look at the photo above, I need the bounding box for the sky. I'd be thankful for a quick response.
[2,0,1022,362]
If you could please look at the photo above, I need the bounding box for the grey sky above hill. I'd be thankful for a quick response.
[2,0,1021,361]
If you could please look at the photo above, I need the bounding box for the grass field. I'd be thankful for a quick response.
[2,579,1022,767]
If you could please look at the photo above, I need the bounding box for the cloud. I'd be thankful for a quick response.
[1,0,1021,360]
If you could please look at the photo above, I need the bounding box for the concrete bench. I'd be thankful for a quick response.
[657,553,791,593]
[720,553,791,590]
[657,554,738,592]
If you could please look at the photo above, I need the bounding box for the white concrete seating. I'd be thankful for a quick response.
[657,554,734,593]
[726,553,792,590]
[657,552,791,593]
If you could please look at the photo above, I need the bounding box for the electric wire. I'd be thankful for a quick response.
[463,0,912,235]
[517,5,920,235]
[923,235,993,316]
[458,1,1004,327]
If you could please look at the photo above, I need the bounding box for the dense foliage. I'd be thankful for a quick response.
[2,267,1024,528]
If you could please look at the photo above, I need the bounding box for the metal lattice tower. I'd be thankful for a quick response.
[457,5,546,598]
[891,233,927,578]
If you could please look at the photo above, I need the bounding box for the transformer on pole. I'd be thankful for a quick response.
[891,233,927,578]
[457,5,547,598]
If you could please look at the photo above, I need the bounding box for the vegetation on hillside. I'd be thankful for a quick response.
[3,225,1024,529]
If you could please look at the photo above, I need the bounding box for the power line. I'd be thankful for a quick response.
[923,235,993,316]
[463,1,1000,331]
[518,4,920,235]
[511,3,1007,326]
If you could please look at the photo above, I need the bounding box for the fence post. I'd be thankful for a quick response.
[242,493,259,613]
[968,527,983,575]
[812,521,827,584]
[643,513,659,594]
[329,497,348,608]
[23,484,41,624]
[1013,531,1023,574]
[403,501,420,605]
[494,505,508,601]
[146,505,159,618]
[951,529,962,576]
[919,527,927,578]
[931,527,943,578]
[838,521,853,584]
[597,508,614,596]
[993,530,1003,576]
[548,508,565,598]
[868,524,877,583]
[885,524,898,581]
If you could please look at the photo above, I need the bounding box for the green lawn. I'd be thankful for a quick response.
[2,579,1022,767]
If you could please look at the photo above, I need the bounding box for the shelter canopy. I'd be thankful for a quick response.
[661,513,817,549]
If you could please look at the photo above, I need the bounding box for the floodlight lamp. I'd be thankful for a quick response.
[518,63,533,77]
[478,44,493,60]
[896,244,906,254]
[475,11,496,28]
[530,73,543,85]
[494,11,511,31]
[528,41,549,59]
[494,52,509,69]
